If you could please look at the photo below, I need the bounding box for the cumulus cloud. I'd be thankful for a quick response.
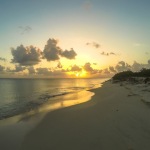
[60,48,77,59]
[86,42,100,48]
[19,26,32,34]
[83,62,99,74]
[43,39,61,61]
[70,65,82,72]
[0,57,6,62]
[43,39,77,61]
[114,60,150,73]
[11,45,42,66]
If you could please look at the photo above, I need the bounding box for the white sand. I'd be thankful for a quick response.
[21,81,150,150]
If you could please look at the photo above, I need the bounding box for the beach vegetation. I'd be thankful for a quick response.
[113,68,150,81]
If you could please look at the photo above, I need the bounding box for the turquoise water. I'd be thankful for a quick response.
[0,78,108,119]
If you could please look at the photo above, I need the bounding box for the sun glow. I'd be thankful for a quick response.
[67,70,87,78]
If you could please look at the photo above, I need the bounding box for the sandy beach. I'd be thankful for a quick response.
[21,80,150,150]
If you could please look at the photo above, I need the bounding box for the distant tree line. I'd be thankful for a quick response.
[113,68,150,81]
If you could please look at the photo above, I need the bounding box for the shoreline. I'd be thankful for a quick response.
[0,82,101,150]
[1,79,150,150]
[21,80,150,150]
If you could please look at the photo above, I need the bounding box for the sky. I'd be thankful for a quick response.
[0,0,150,78]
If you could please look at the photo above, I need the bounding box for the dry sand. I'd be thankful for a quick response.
[21,81,150,150]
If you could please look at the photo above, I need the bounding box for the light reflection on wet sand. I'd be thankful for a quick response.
[0,90,94,150]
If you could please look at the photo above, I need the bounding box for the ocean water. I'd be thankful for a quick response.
[0,78,108,120]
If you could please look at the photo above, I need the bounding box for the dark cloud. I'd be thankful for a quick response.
[0,57,6,62]
[60,48,77,59]
[14,65,26,72]
[86,42,100,48]
[7,65,26,72]
[28,66,36,74]
[19,26,32,34]
[0,65,5,72]
[70,65,82,72]
[83,62,99,74]
[11,45,42,66]
[43,39,77,61]
[43,39,61,61]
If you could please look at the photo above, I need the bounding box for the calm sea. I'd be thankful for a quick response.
[0,78,108,120]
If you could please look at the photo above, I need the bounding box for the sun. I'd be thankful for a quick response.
[75,72,80,77]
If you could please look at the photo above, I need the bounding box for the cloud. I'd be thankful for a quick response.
[7,65,26,73]
[43,39,77,61]
[83,62,99,74]
[35,67,68,77]
[28,66,36,74]
[36,67,52,75]
[86,42,100,48]
[101,51,109,56]
[19,26,32,34]
[109,66,116,73]
[70,65,82,72]
[14,65,26,72]
[0,65,5,72]
[103,68,110,74]
[60,48,77,59]
[115,61,131,72]
[114,60,150,72]
[11,45,42,66]
[100,51,116,56]
[0,57,6,62]
[131,61,146,72]
[57,62,63,69]
[110,52,116,55]
[43,39,61,61]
